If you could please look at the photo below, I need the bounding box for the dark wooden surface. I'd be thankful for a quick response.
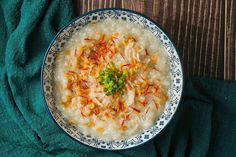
[74,0,236,80]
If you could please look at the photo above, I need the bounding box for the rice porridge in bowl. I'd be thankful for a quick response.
[42,9,183,150]
[54,19,171,140]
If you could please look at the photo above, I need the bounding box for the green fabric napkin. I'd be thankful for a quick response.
[1,0,236,156]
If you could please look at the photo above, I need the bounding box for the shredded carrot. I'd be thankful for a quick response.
[145,107,150,114]
[88,51,100,61]
[145,49,149,55]
[140,75,146,81]
[121,119,125,126]
[80,98,88,105]
[139,99,147,106]
[100,46,107,52]
[110,38,115,43]
[89,66,94,74]
[117,101,124,111]
[99,39,106,45]
[121,63,131,69]
[125,114,130,120]
[109,53,114,59]
[110,36,118,43]
[78,95,88,99]
[112,36,118,39]
[127,74,136,81]
[67,80,73,89]
[144,85,150,95]
[101,54,106,61]
[153,67,160,71]
[74,49,78,56]
[93,107,100,115]
[80,79,87,82]
[81,110,86,117]
[152,99,159,109]
[144,84,159,95]
[127,81,133,90]
[130,106,141,113]
[80,67,90,71]
[68,70,77,74]
[81,84,88,89]
[84,38,96,41]
[118,51,126,60]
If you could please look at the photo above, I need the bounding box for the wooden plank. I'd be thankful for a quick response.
[74,0,235,80]
[225,0,236,80]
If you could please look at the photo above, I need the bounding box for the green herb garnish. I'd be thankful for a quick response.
[98,62,129,96]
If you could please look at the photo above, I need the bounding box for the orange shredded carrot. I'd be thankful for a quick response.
[145,107,150,114]
[121,119,125,126]
[140,75,146,81]
[84,38,96,41]
[80,98,88,105]
[130,106,141,113]
[80,67,89,71]
[121,64,131,69]
[127,75,135,81]
[68,70,77,74]
[139,99,147,106]
[80,79,87,82]
[78,95,88,99]
[153,67,160,71]
[152,99,159,109]
[101,54,106,61]
[145,49,149,55]
[125,114,130,120]
[117,101,124,111]
[74,49,78,56]
[66,80,73,89]
[99,39,106,45]
[127,81,133,90]
[144,85,150,95]
[109,53,114,59]
[118,52,126,60]
[81,110,86,117]
[144,84,159,95]
[93,107,100,115]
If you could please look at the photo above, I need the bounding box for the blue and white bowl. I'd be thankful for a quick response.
[41,8,183,150]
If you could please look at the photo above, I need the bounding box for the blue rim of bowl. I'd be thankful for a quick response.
[41,8,184,150]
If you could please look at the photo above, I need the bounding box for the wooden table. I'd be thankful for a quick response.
[74,0,235,80]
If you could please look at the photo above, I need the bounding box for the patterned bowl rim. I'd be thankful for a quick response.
[41,8,184,150]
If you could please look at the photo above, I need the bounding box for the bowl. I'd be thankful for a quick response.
[41,8,183,150]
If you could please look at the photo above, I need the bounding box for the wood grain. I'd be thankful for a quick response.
[74,0,235,80]
[225,0,236,80]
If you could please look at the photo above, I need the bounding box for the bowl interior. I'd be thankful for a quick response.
[42,8,183,150]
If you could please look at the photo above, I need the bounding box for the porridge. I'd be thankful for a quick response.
[54,19,171,140]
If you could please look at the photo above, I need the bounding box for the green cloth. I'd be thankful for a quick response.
[0,0,236,156]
